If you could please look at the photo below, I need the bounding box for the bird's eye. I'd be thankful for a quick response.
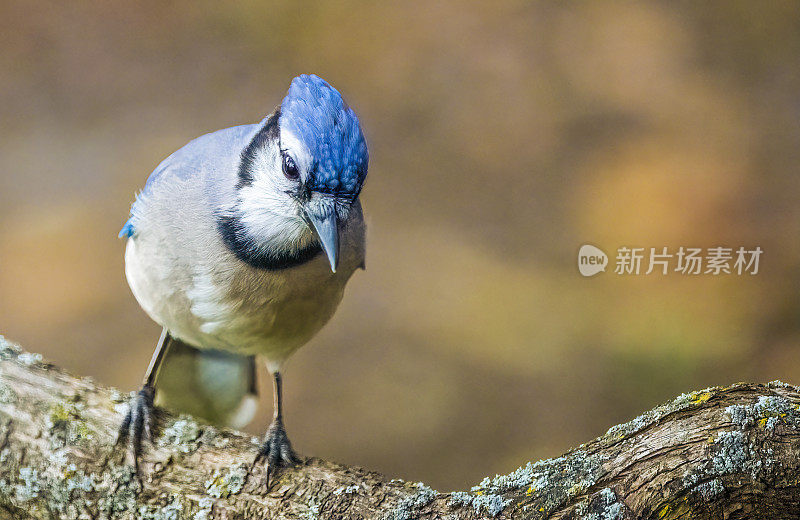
[282,154,300,180]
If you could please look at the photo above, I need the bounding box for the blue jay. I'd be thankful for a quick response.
[117,74,368,478]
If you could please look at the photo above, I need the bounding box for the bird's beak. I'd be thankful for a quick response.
[304,197,339,273]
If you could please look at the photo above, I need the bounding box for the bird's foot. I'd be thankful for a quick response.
[253,419,299,486]
[116,385,157,475]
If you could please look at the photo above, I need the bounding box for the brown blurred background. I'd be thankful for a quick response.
[1,1,799,491]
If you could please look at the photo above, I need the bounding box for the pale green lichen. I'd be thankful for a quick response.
[712,430,750,475]
[193,497,215,520]
[766,380,793,389]
[571,488,624,520]
[136,495,186,519]
[333,484,360,495]
[14,467,40,502]
[385,482,438,520]
[205,465,248,498]
[473,493,511,517]
[710,393,800,481]
[160,417,201,453]
[114,398,132,416]
[605,387,716,440]
[98,465,139,515]
[17,352,43,366]
[303,495,321,520]
[199,425,227,448]
[707,403,777,482]
[43,459,96,517]
[0,383,17,404]
[597,488,624,520]
[598,388,800,505]
[4,451,218,520]
[448,491,472,508]
[0,336,21,359]
[725,395,800,434]
[670,392,800,503]
[695,479,724,500]
[109,389,127,403]
[683,469,726,502]
[574,498,590,516]
[470,449,607,514]
[47,400,93,449]
[447,490,509,517]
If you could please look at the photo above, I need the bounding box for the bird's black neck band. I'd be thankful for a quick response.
[217,214,322,270]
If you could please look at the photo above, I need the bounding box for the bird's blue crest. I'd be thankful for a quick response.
[279,74,368,196]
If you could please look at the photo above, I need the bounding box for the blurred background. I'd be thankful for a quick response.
[1,1,799,491]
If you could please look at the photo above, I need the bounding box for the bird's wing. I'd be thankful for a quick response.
[119,122,262,238]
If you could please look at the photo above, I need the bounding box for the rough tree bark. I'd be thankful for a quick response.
[0,336,798,519]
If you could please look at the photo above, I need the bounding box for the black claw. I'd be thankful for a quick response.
[253,419,299,487]
[117,385,157,474]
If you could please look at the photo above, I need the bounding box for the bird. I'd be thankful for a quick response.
[116,74,369,479]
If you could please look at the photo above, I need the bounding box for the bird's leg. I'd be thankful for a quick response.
[117,328,173,474]
[254,371,299,483]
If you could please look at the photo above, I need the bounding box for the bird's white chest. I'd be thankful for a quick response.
[125,234,355,368]
[186,255,347,356]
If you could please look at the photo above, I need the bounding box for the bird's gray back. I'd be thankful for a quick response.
[140,123,260,197]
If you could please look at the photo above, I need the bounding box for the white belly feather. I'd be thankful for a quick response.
[124,202,364,372]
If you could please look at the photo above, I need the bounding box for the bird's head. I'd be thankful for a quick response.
[227,74,368,272]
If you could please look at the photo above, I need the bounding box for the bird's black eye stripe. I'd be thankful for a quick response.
[282,152,300,180]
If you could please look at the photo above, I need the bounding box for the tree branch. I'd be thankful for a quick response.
[0,336,798,519]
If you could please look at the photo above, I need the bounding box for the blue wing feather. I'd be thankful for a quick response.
[119,219,135,238]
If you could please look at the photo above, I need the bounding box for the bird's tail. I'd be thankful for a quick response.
[154,338,258,429]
